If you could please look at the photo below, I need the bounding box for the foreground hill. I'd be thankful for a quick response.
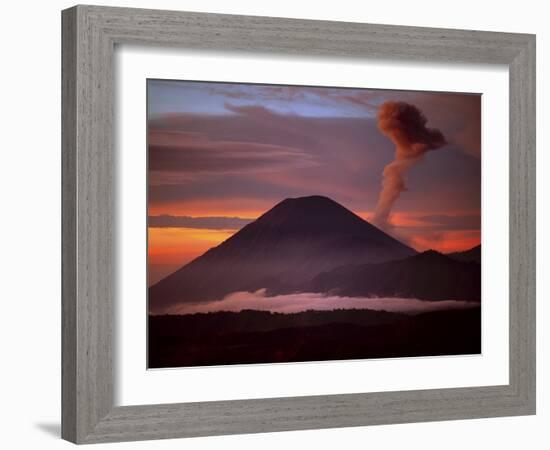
[149,307,481,367]
[149,196,416,314]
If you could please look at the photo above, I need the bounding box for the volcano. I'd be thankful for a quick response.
[149,195,416,314]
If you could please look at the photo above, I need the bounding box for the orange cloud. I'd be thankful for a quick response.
[406,230,481,253]
[358,210,480,253]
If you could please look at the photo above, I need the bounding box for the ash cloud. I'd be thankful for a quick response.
[373,101,447,228]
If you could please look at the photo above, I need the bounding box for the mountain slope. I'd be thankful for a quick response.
[310,250,481,301]
[149,196,416,313]
[447,245,481,264]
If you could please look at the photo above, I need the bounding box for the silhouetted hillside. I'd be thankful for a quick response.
[311,250,481,301]
[447,245,481,264]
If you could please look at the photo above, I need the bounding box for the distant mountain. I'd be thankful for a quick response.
[447,245,481,264]
[149,196,416,313]
[310,250,481,301]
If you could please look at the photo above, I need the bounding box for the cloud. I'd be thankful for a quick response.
[382,212,481,253]
[223,103,280,118]
[148,215,252,230]
[149,129,317,174]
[166,289,479,315]
[415,213,481,230]
[209,85,380,116]
[405,230,481,254]
[208,84,308,102]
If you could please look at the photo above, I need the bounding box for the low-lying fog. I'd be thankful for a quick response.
[165,289,479,315]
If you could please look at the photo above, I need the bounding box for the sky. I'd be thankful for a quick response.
[147,80,481,285]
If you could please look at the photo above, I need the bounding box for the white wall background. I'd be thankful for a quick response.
[0,1,546,448]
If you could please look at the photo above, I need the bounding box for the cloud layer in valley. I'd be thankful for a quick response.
[165,289,479,316]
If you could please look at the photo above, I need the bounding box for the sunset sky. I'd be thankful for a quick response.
[147,80,481,285]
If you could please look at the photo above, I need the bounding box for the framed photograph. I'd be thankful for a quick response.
[62,5,536,444]
[146,80,483,368]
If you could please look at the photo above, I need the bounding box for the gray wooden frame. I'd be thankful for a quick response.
[62,4,536,444]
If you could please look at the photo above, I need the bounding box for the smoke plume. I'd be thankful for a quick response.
[373,101,447,228]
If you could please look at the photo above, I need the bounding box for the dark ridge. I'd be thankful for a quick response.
[447,245,481,264]
[311,250,481,301]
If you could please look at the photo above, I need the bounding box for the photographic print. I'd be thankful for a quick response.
[147,80,481,368]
